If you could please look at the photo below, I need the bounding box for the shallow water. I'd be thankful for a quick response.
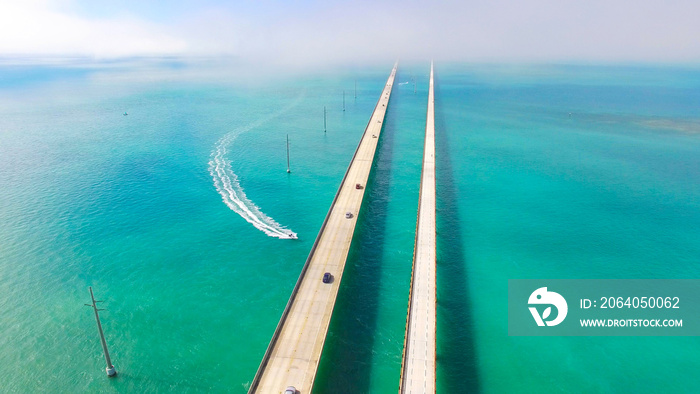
[0,60,698,392]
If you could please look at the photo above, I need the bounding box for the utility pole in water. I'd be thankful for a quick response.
[85,287,117,377]
[286,134,291,173]
[323,106,327,132]
[343,90,345,112]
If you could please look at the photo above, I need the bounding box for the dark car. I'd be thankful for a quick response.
[323,272,333,283]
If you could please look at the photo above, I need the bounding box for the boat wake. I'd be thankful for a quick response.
[208,93,304,239]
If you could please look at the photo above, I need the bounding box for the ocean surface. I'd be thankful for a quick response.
[0,59,698,393]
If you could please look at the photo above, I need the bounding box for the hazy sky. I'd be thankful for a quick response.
[1,0,699,65]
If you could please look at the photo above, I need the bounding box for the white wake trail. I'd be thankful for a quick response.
[209,93,304,239]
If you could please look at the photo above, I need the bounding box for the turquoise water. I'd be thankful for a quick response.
[0,60,698,392]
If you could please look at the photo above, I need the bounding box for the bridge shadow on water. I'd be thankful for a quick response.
[434,70,481,393]
[313,86,401,394]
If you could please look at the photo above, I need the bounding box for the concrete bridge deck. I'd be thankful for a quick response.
[399,61,436,394]
[249,63,398,394]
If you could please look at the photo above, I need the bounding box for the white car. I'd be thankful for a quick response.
[283,387,296,394]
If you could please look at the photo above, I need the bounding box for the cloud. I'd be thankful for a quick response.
[0,0,187,57]
[1,0,699,64]
[184,0,700,65]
